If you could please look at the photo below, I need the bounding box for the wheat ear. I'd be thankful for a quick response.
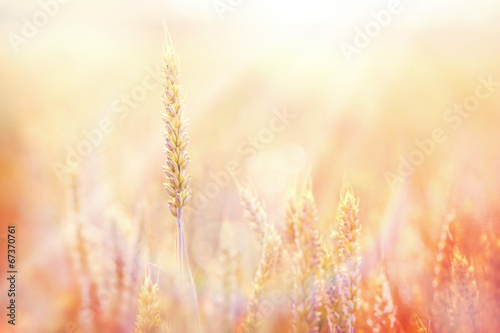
[161,31,191,285]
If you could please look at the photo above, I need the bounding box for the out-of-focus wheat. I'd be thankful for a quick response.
[287,178,322,333]
[322,231,342,332]
[242,225,282,332]
[433,213,457,290]
[109,222,127,330]
[432,214,457,331]
[238,183,282,332]
[284,186,299,250]
[447,246,478,332]
[483,225,500,330]
[216,220,238,331]
[413,315,430,333]
[238,183,267,244]
[69,172,103,332]
[334,181,362,333]
[370,267,396,333]
[135,275,163,333]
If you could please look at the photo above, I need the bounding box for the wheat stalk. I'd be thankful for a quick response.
[161,29,201,333]
[161,30,192,286]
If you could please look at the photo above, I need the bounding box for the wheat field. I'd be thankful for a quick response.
[1,0,500,332]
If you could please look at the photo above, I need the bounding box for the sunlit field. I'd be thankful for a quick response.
[1,0,500,332]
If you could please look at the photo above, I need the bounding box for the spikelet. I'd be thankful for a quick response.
[241,224,282,332]
[162,32,191,217]
[238,183,267,244]
[447,246,478,332]
[135,275,163,333]
[370,268,396,333]
[288,178,321,333]
[335,181,362,333]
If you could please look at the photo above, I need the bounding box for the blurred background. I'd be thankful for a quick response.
[1,0,500,331]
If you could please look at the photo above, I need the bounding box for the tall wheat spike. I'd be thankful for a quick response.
[161,30,192,285]
[134,275,163,333]
[238,183,282,332]
[335,181,362,333]
[288,178,321,333]
[161,29,200,333]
